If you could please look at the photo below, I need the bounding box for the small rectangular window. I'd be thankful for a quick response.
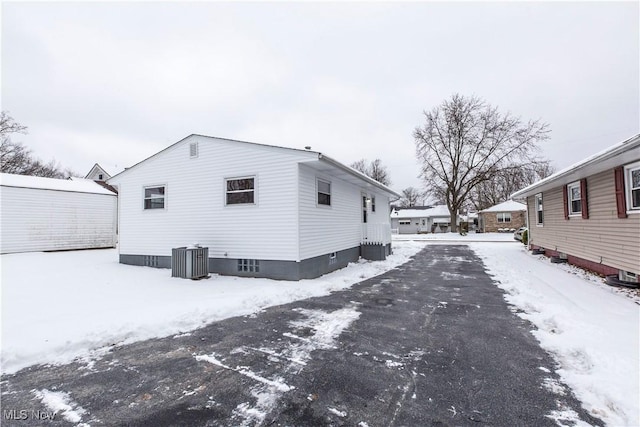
[625,163,640,211]
[317,179,331,206]
[237,259,260,273]
[535,193,543,225]
[144,186,166,209]
[371,196,376,212]
[497,212,511,223]
[567,182,582,215]
[226,177,255,205]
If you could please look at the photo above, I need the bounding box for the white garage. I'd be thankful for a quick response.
[0,173,117,254]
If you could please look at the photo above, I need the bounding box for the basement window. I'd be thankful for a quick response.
[567,182,582,215]
[238,259,260,273]
[144,186,166,209]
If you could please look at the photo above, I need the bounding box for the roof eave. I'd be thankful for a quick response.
[511,133,640,200]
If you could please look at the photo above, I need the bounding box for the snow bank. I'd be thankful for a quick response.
[470,243,640,426]
[1,242,424,375]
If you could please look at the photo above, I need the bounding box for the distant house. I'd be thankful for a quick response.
[478,200,526,232]
[512,134,640,282]
[0,173,117,254]
[85,163,111,181]
[107,134,400,281]
[390,205,457,234]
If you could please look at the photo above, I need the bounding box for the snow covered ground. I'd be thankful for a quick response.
[470,243,639,427]
[0,241,426,375]
[2,234,638,426]
[393,231,516,242]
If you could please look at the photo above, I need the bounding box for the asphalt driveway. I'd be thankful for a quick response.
[1,245,602,426]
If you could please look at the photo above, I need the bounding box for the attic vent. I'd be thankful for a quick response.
[190,142,199,158]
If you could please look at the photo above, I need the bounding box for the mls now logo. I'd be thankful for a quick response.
[3,409,57,420]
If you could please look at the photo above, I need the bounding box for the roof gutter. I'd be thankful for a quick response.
[511,133,640,200]
[318,153,401,198]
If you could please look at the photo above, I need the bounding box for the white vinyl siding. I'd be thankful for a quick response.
[298,163,390,260]
[527,169,640,275]
[109,136,311,261]
[0,186,117,253]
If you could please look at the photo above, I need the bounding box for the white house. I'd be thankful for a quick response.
[107,134,400,280]
[85,163,111,181]
[0,173,118,254]
[390,205,457,234]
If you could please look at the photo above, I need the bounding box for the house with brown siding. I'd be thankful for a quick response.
[478,200,526,233]
[511,134,640,283]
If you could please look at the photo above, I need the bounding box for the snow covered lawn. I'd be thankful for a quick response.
[470,243,639,427]
[0,241,426,375]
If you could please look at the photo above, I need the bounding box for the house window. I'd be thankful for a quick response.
[567,182,582,215]
[144,186,166,209]
[496,212,511,223]
[371,196,376,212]
[226,177,255,205]
[399,220,411,225]
[238,259,260,273]
[625,162,640,211]
[317,179,331,206]
[98,174,103,180]
[362,195,368,223]
[535,193,543,225]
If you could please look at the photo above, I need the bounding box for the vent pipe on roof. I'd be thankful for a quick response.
[305,146,311,150]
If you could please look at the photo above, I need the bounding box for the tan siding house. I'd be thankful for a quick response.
[513,134,640,281]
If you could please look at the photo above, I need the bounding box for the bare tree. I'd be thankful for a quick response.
[469,161,555,211]
[350,158,391,186]
[414,94,550,231]
[399,187,423,207]
[1,111,79,178]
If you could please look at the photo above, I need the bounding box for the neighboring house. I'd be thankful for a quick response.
[478,200,526,232]
[85,163,111,181]
[512,134,640,282]
[0,173,118,254]
[390,205,457,234]
[107,134,400,281]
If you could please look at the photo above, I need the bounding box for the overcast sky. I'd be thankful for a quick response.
[2,1,638,194]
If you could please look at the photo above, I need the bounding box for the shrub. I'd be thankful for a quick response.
[522,229,529,245]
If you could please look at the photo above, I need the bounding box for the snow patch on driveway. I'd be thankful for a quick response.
[471,243,639,427]
[32,389,86,423]
[195,304,361,425]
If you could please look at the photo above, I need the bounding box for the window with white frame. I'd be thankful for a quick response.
[226,177,255,205]
[371,196,376,212]
[625,162,640,212]
[317,179,331,206]
[567,181,582,215]
[496,212,511,223]
[535,193,544,225]
[144,186,166,209]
